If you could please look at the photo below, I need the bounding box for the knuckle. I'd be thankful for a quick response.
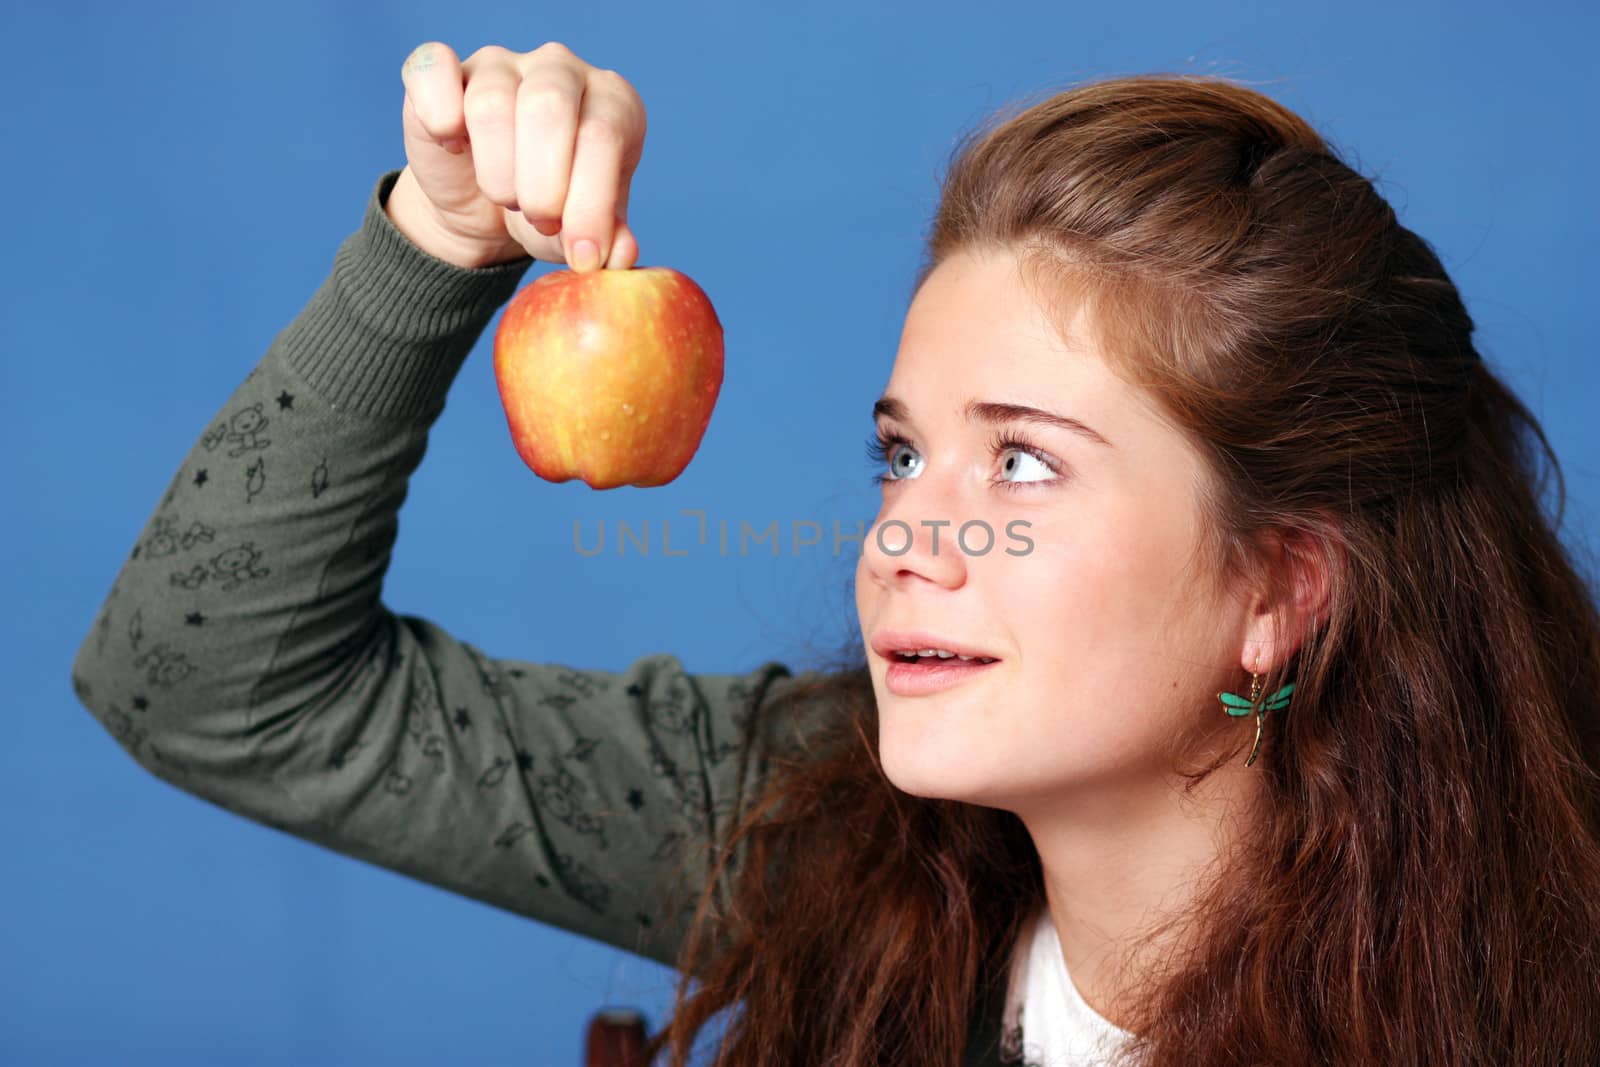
[578,113,627,152]
[463,87,515,124]
[532,40,576,61]
[588,67,628,92]
[516,81,571,122]
[592,68,641,110]
[594,73,643,120]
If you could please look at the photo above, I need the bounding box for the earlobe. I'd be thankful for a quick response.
[1238,608,1276,676]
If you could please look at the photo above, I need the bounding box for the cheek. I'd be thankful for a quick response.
[992,521,1220,776]
[1010,495,1221,681]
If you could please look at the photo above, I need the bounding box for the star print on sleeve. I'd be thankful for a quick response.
[240,599,822,965]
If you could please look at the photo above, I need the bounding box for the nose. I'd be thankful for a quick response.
[862,495,970,590]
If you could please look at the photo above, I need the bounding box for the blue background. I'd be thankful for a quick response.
[6,0,1597,1064]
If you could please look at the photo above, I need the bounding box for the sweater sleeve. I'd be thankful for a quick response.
[68,167,831,970]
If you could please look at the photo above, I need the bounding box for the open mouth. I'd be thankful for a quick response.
[890,650,999,665]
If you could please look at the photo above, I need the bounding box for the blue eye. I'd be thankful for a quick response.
[864,430,922,485]
[864,428,1063,491]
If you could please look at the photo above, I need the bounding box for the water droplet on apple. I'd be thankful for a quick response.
[621,402,634,415]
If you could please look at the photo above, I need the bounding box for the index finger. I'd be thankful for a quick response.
[560,68,646,272]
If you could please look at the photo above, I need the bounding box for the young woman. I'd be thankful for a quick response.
[72,39,1600,1067]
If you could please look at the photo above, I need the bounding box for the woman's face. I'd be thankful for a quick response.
[855,247,1254,808]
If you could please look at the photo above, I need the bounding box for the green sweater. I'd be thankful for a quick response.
[69,167,1014,1067]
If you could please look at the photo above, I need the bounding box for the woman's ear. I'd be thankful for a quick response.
[1240,524,1339,672]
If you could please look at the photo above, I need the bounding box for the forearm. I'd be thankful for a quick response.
[70,167,534,783]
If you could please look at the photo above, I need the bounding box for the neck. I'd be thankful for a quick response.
[1016,754,1263,1032]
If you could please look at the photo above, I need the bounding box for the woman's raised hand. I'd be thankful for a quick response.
[388,40,646,271]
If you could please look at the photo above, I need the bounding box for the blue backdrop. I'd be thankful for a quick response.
[6,1,1597,1064]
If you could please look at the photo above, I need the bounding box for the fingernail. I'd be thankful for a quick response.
[570,239,601,272]
[440,137,466,154]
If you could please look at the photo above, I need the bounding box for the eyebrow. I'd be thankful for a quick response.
[871,395,1113,448]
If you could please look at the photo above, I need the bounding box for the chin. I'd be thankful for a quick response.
[875,713,990,803]
[882,758,973,802]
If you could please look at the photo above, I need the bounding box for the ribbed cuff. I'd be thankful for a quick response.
[272,168,537,421]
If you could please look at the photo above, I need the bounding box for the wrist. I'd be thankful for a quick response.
[384,167,528,270]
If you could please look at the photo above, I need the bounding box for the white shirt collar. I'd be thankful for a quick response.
[1000,905,1135,1066]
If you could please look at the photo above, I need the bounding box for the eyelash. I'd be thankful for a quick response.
[864,428,1064,492]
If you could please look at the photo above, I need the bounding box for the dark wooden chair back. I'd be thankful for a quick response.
[585,1007,649,1067]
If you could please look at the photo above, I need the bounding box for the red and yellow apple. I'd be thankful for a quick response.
[493,264,724,489]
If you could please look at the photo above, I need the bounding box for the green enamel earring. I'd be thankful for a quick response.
[1217,674,1295,768]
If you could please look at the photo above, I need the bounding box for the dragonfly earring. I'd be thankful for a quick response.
[1217,673,1295,768]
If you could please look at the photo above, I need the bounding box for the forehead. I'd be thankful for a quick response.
[892,248,1113,411]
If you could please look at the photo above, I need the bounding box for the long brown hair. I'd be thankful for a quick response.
[642,73,1600,1065]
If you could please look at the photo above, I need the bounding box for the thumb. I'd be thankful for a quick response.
[604,173,640,269]
[606,218,640,270]
[398,43,480,211]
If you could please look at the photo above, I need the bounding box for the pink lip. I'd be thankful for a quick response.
[868,629,1002,662]
[883,656,1002,696]
[869,628,1004,698]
